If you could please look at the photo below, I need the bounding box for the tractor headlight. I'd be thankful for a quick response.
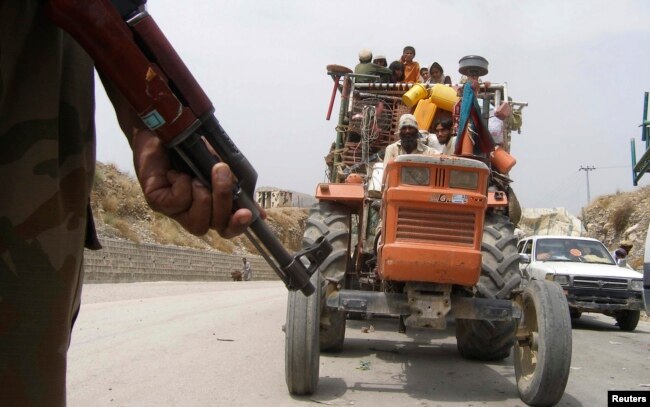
[401,166,429,186]
[449,170,478,190]
[630,279,643,291]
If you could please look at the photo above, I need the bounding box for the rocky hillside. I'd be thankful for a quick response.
[581,185,650,270]
[92,162,649,270]
[91,162,307,255]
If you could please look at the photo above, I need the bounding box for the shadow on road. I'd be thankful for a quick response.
[571,314,649,334]
[310,317,583,405]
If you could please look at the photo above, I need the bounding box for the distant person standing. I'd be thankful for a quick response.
[612,240,634,267]
[619,240,634,255]
[242,258,253,281]
[613,248,628,266]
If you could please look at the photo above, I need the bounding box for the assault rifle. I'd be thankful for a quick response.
[46,0,330,295]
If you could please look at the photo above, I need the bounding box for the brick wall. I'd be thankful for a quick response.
[83,238,279,283]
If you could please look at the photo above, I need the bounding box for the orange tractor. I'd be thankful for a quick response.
[285,56,572,406]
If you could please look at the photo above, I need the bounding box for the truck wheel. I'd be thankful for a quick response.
[615,310,640,332]
[514,280,572,406]
[303,202,351,352]
[569,308,582,320]
[285,272,321,395]
[456,213,521,361]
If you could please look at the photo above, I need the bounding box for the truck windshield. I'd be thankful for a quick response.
[534,238,615,265]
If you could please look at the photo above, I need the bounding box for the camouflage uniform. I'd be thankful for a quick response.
[1,2,99,406]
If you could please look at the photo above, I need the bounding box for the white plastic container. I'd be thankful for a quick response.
[368,162,384,197]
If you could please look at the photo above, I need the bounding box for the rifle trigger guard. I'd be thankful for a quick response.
[290,236,333,282]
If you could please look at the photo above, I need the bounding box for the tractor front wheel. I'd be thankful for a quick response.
[514,280,572,406]
[285,272,321,395]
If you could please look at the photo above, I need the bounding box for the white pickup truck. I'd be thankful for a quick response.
[517,235,644,331]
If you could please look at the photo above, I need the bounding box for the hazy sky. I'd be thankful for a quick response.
[95,0,650,216]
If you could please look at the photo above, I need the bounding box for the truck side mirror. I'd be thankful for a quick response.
[519,253,531,264]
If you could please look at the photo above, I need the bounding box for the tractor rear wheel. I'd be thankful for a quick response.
[285,272,321,395]
[456,213,521,361]
[507,187,522,226]
[514,280,572,406]
[303,202,351,352]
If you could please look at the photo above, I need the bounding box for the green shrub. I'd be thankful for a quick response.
[609,202,634,233]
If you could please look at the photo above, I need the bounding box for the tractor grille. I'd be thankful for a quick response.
[396,208,475,245]
[433,168,446,187]
[572,276,629,290]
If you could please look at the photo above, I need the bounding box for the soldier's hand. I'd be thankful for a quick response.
[132,130,256,238]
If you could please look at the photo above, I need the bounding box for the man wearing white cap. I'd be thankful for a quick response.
[384,114,436,165]
[354,48,392,83]
[373,54,388,67]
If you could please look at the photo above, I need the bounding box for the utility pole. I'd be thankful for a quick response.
[579,165,596,204]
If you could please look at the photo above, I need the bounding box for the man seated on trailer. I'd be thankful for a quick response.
[355,48,392,83]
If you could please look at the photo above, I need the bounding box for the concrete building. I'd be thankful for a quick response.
[256,188,293,209]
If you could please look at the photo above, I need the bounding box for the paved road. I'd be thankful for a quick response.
[68,281,650,406]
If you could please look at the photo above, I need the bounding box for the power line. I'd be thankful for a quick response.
[577,164,632,204]
[592,165,631,169]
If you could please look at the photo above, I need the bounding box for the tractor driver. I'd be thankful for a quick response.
[383,114,435,165]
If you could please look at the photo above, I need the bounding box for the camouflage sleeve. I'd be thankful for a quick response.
[0,2,98,405]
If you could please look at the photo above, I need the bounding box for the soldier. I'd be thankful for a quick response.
[1,3,254,406]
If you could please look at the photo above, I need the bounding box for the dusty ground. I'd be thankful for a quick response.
[68,281,650,407]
